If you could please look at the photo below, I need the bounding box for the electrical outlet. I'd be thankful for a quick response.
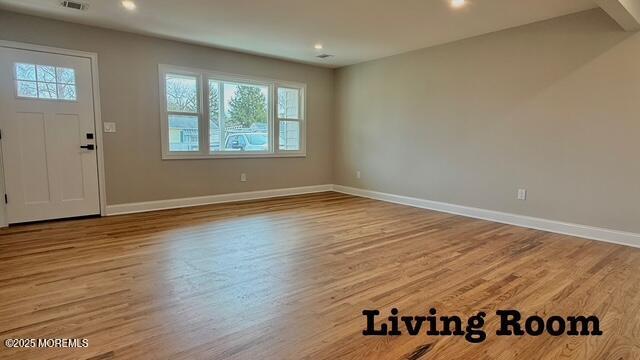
[103,122,117,133]
[356,171,361,179]
[517,189,527,201]
[240,173,247,182]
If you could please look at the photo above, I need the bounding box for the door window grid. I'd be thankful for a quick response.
[14,63,77,101]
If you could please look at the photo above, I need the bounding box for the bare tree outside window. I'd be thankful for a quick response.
[166,74,198,113]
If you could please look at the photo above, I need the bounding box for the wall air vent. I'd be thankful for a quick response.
[316,54,334,59]
[61,1,88,10]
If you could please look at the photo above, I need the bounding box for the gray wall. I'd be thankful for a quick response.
[334,9,640,234]
[2,8,639,235]
[0,10,335,205]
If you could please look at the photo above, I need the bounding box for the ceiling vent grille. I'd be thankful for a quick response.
[61,1,88,10]
[316,54,334,59]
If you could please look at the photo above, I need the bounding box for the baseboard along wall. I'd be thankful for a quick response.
[105,183,640,249]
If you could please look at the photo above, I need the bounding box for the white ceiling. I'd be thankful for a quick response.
[0,0,598,67]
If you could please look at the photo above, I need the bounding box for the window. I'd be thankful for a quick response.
[209,80,270,153]
[165,73,200,152]
[14,63,77,101]
[160,65,305,159]
[278,87,302,151]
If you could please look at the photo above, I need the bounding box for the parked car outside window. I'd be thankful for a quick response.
[224,133,268,151]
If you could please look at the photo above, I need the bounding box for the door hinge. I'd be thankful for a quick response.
[4,194,7,204]
[0,129,2,140]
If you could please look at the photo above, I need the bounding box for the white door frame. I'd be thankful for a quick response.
[0,40,107,227]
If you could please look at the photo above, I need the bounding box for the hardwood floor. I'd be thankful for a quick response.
[0,192,639,359]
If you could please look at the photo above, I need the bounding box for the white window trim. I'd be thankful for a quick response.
[159,64,307,160]
[276,84,306,154]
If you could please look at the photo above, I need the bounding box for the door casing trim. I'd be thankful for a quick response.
[0,40,107,226]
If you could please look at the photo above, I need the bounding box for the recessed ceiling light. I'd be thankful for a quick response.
[121,0,136,10]
[450,0,466,8]
[314,44,323,50]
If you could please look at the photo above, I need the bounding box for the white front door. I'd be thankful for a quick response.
[0,47,100,223]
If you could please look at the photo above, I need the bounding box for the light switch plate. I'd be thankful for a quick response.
[103,122,117,133]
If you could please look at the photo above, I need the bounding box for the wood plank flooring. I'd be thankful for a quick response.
[0,192,639,359]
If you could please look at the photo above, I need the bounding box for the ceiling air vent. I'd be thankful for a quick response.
[316,54,334,59]
[61,1,88,10]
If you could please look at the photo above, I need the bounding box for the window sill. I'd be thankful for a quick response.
[162,152,307,160]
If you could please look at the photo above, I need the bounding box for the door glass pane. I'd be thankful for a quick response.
[166,74,198,113]
[279,120,300,151]
[168,114,199,152]
[56,67,76,84]
[37,82,58,99]
[57,83,77,101]
[278,87,300,119]
[220,82,269,152]
[36,65,57,82]
[15,63,36,81]
[16,81,38,98]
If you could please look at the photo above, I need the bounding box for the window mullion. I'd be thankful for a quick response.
[167,111,198,116]
[277,118,302,125]
[219,82,225,154]
[272,84,278,153]
[200,74,209,155]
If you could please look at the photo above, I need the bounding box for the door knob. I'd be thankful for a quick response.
[80,144,95,150]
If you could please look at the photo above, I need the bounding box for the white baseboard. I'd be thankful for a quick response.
[105,183,640,249]
[105,184,333,216]
[333,185,640,249]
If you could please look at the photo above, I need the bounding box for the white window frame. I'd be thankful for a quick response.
[160,67,204,156]
[159,64,306,159]
[276,83,306,154]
